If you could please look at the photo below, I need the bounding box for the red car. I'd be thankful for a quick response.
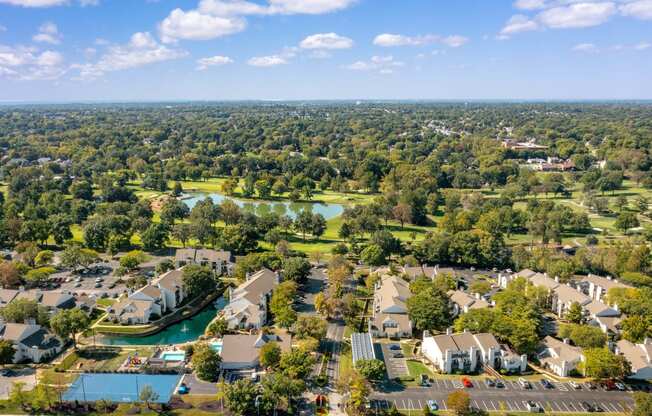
[462,377,473,388]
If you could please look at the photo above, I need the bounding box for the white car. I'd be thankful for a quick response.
[519,378,531,389]
[569,381,581,389]
[95,277,103,283]
[427,400,439,411]
[526,401,542,413]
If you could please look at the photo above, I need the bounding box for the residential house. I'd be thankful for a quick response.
[107,298,161,325]
[498,269,546,289]
[551,284,591,318]
[9,289,75,312]
[402,265,457,282]
[370,275,413,338]
[447,290,490,317]
[0,322,62,363]
[538,336,584,377]
[0,289,18,306]
[174,248,233,275]
[581,274,632,302]
[221,268,279,330]
[106,268,187,324]
[615,339,652,380]
[422,330,527,374]
[220,330,292,370]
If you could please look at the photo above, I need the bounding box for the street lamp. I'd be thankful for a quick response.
[255,394,262,416]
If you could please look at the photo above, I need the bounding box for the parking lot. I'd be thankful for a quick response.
[0,368,37,399]
[379,343,409,379]
[372,378,636,414]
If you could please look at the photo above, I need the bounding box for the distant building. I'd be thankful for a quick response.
[351,333,376,364]
[447,290,490,317]
[538,336,584,377]
[174,248,233,275]
[581,274,632,303]
[502,139,549,151]
[220,331,291,370]
[370,275,413,338]
[422,330,526,374]
[615,339,652,380]
[0,322,62,363]
[221,268,279,330]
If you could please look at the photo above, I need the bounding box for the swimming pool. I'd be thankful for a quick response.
[160,351,186,361]
[210,341,222,354]
[63,374,181,403]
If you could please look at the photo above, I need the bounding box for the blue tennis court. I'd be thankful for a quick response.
[63,374,182,403]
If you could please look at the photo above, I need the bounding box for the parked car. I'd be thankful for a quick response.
[494,379,505,388]
[393,353,404,358]
[462,377,473,388]
[526,401,542,413]
[94,282,102,288]
[586,382,597,390]
[615,382,627,391]
[485,379,495,388]
[541,379,554,389]
[389,344,401,350]
[569,381,581,390]
[95,277,103,283]
[177,383,189,394]
[602,380,616,390]
[581,401,594,412]
[0,369,16,377]
[420,374,430,387]
[74,282,82,288]
[427,400,438,412]
[519,378,531,389]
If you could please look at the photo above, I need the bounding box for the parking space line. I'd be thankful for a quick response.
[550,401,562,412]
[417,399,422,409]
[505,401,513,410]
[568,402,578,411]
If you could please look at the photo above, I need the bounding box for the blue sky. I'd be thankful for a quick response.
[0,0,650,101]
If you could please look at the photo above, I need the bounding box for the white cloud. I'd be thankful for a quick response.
[514,0,547,10]
[0,45,66,80]
[247,55,287,67]
[373,33,438,47]
[345,55,404,74]
[538,2,616,28]
[196,54,233,70]
[499,14,539,38]
[160,0,357,43]
[620,0,652,20]
[159,9,246,43]
[441,35,469,47]
[33,22,62,45]
[72,32,187,79]
[299,33,353,49]
[0,0,95,6]
[634,41,651,50]
[572,42,599,52]
[374,33,468,48]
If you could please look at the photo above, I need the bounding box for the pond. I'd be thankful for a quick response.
[182,193,344,220]
[98,298,226,346]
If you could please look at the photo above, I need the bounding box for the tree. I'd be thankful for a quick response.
[50,308,90,349]
[221,224,258,254]
[141,223,169,251]
[407,285,452,332]
[292,315,327,339]
[59,246,99,271]
[182,265,216,298]
[311,213,326,240]
[337,368,370,416]
[615,212,639,234]
[1,299,48,326]
[49,214,73,245]
[139,385,159,411]
[294,211,313,241]
[119,250,148,272]
[0,340,16,367]
[393,203,412,228]
[172,223,193,247]
[206,318,228,337]
[558,324,607,348]
[355,359,386,382]
[279,349,315,380]
[270,281,297,328]
[360,244,386,266]
[0,262,22,289]
[259,341,281,369]
[282,257,311,283]
[633,392,652,416]
[261,372,306,414]
[566,302,584,324]
[447,390,471,416]
[224,378,259,416]
[191,342,221,382]
[583,347,631,379]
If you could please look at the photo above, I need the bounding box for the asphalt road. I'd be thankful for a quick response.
[325,321,346,383]
[371,379,636,413]
[296,267,326,315]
